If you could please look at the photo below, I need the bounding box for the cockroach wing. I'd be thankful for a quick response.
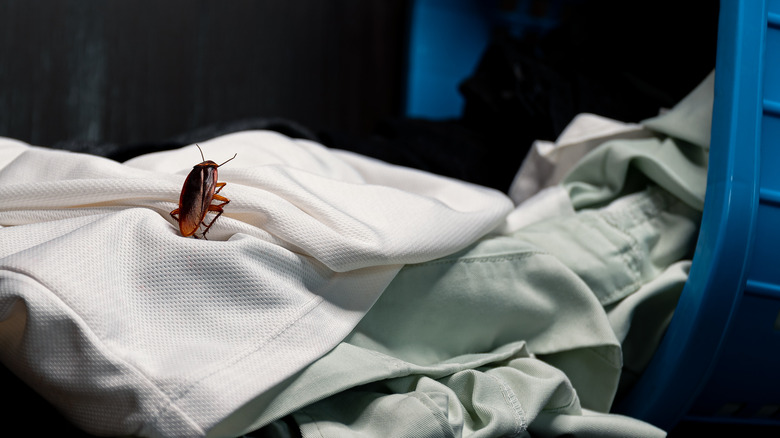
[177,165,218,237]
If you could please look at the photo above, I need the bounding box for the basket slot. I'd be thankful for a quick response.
[769,11,780,28]
[764,99,780,116]
[745,279,780,300]
[758,187,780,206]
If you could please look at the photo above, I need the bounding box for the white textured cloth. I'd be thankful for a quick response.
[0,131,512,438]
[507,113,651,206]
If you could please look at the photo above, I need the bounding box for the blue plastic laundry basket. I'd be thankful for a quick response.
[615,0,780,429]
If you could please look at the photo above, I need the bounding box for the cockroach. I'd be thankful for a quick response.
[170,144,236,239]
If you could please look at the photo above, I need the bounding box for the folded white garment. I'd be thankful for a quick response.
[507,113,651,206]
[0,131,512,437]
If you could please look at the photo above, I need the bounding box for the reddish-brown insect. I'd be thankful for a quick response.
[170,144,237,239]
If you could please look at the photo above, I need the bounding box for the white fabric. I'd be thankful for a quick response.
[497,185,576,233]
[507,113,651,205]
[0,131,512,438]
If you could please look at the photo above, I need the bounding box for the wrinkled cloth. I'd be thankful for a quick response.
[507,114,650,206]
[508,70,713,209]
[0,132,511,438]
[0,69,713,438]
[232,187,696,438]
[219,73,713,437]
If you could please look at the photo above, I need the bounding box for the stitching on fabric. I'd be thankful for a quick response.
[590,187,692,306]
[0,267,207,436]
[359,345,412,376]
[591,212,642,302]
[408,392,456,438]
[598,188,680,305]
[404,250,549,270]
[150,293,327,431]
[486,373,528,437]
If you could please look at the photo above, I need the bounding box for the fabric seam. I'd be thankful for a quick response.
[403,250,548,269]
[486,373,529,437]
[0,266,206,436]
[149,293,327,430]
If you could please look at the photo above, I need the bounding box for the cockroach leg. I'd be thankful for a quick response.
[199,203,229,240]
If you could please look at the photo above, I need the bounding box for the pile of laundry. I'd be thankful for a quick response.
[0,64,712,437]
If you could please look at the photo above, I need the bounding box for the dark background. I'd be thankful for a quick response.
[0,0,409,147]
[0,0,721,193]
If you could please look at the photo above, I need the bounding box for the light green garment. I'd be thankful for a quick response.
[564,70,712,212]
[212,189,698,438]
[294,187,697,438]
[211,73,713,438]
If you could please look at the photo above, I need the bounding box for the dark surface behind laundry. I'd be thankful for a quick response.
[320,0,721,192]
[0,0,409,148]
[0,0,718,193]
